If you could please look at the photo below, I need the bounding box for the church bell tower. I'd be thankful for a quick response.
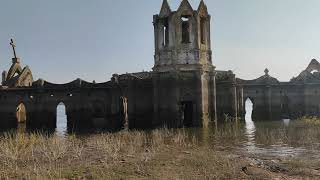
[153,0,214,73]
[152,0,217,128]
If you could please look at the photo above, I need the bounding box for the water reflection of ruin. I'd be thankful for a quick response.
[1,0,320,132]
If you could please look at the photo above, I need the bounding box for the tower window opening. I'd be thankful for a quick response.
[200,17,206,44]
[181,16,190,44]
[163,18,169,47]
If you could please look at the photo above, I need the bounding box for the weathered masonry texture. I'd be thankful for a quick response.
[238,59,320,121]
[0,0,318,131]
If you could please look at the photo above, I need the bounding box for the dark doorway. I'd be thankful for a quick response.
[280,95,290,118]
[182,101,193,127]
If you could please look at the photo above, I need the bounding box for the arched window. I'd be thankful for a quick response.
[200,17,206,44]
[56,102,67,136]
[181,16,190,43]
[16,103,26,123]
[16,102,27,131]
[163,18,169,47]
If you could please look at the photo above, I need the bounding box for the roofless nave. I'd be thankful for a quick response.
[0,0,319,131]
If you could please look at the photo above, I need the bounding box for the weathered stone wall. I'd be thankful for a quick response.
[216,71,238,121]
[122,77,154,129]
[239,83,320,121]
[152,70,215,128]
[0,84,125,131]
[237,60,320,121]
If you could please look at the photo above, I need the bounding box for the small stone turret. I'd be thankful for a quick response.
[2,39,34,87]
[2,71,7,85]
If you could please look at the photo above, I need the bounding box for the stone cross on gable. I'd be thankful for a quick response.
[10,38,17,59]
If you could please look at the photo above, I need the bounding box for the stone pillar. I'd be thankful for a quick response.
[303,85,309,116]
[212,72,217,126]
[153,15,159,52]
[231,84,238,119]
[201,72,210,128]
[153,73,160,127]
[121,97,129,130]
[238,86,244,118]
[266,85,272,120]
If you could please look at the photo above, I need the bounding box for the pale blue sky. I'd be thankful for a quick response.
[0,0,319,83]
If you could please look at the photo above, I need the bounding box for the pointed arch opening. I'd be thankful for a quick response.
[200,17,206,44]
[280,94,290,119]
[162,18,169,47]
[181,16,190,43]
[179,93,194,127]
[245,98,254,122]
[56,102,67,135]
[16,103,27,131]
[16,103,26,123]
[181,101,193,127]
[13,72,19,78]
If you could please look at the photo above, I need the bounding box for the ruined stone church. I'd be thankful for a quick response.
[0,0,319,131]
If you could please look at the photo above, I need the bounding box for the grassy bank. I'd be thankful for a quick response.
[1,122,320,179]
[0,129,248,179]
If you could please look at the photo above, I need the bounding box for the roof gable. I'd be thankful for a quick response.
[197,0,208,16]
[177,0,194,16]
[159,0,171,17]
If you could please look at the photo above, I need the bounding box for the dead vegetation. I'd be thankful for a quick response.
[0,124,318,179]
[0,128,248,179]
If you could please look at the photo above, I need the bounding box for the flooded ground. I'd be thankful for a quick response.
[3,108,320,179]
[27,99,320,162]
[5,99,320,178]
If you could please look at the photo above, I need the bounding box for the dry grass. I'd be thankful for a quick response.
[299,116,320,126]
[0,128,248,180]
[1,119,319,179]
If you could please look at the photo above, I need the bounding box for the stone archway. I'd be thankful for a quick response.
[16,102,28,131]
[16,102,27,123]
[245,97,254,121]
[280,95,290,119]
[91,101,107,129]
[180,93,195,127]
[56,102,67,135]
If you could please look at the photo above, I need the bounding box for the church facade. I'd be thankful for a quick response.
[0,0,318,131]
[0,0,238,130]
